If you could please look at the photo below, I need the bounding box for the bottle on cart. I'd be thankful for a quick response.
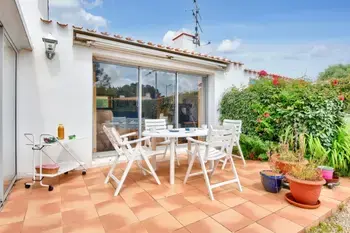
[58,124,65,140]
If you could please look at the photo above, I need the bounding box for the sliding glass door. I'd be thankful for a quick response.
[93,61,207,154]
[0,30,17,204]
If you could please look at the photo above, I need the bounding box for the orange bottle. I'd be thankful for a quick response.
[57,124,65,140]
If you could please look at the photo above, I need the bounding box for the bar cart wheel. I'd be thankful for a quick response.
[48,185,54,191]
[25,184,31,189]
[82,170,87,175]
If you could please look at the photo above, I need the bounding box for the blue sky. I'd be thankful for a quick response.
[51,0,350,79]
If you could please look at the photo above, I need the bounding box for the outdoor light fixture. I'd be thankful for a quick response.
[42,33,58,60]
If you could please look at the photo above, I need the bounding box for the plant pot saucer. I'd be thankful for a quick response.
[285,192,321,209]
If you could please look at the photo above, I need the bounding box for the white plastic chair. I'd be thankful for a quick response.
[220,119,246,168]
[144,119,180,166]
[183,127,242,200]
[103,125,162,196]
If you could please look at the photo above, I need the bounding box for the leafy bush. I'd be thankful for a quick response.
[237,134,276,161]
[220,77,345,149]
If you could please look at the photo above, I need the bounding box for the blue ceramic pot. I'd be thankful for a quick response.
[260,170,284,193]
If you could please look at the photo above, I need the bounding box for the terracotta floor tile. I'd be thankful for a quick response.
[22,213,62,233]
[99,206,139,231]
[0,210,26,226]
[233,201,271,221]
[118,183,145,196]
[212,208,253,232]
[181,189,208,203]
[42,227,63,233]
[106,222,148,233]
[258,214,303,233]
[147,186,176,200]
[27,192,61,205]
[136,179,160,191]
[89,185,116,204]
[131,201,166,221]
[194,199,229,216]
[215,191,247,207]
[276,206,319,227]
[60,187,90,197]
[122,191,155,208]
[142,212,182,233]
[236,223,273,233]
[319,196,341,212]
[0,222,23,233]
[157,194,191,211]
[170,205,208,226]
[61,204,99,225]
[1,199,28,213]
[94,197,127,216]
[25,201,61,219]
[321,186,350,202]
[61,194,93,212]
[84,176,106,187]
[298,204,332,220]
[249,194,288,212]
[185,217,231,233]
[173,228,190,233]
[62,217,105,233]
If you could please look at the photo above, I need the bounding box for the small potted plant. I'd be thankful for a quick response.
[260,158,284,193]
[286,161,325,206]
[272,128,308,174]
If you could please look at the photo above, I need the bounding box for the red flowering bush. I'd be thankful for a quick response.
[258,70,268,77]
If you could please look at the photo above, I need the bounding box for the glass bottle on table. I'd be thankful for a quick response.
[57,124,65,140]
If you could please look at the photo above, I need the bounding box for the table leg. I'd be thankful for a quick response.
[187,141,191,164]
[170,138,175,185]
[151,137,157,170]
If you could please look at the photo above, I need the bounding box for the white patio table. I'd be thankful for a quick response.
[143,128,208,184]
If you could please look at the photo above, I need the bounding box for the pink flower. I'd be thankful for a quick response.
[263,112,270,118]
[332,80,339,86]
[339,95,345,101]
[258,70,268,77]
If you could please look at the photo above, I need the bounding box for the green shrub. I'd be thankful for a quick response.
[236,134,276,161]
[220,77,345,149]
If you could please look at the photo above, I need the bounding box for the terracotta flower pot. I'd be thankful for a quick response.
[286,174,326,205]
[271,154,308,174]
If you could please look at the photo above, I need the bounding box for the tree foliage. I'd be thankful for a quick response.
[318,64,350,81]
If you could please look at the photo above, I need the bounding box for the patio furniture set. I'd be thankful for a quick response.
[103,119,245,200]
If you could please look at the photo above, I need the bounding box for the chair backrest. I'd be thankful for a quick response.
[223,119,242,137]
[102,125,124,155]
[204,127,234,160]
[145,119,167,131]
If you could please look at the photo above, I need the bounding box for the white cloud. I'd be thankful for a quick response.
[50,0,107,30]
[217,39,241,52]
[163,31,176,45]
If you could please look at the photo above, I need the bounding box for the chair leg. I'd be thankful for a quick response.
[228,155,243,192]
[210,160,220,178]
[136,160,147,176]
[105,154,120,184]
[198,156,214,200]
[114,159,134,196]
[163,145,168,159]
[175,151,180,166]
[237,144,246,166]
[183,153,196,184]
[142,155,161,185]
[221,157,228,170]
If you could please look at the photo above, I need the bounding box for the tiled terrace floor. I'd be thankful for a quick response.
[1,157,350,233]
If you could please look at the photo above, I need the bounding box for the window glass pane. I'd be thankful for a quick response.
[178,74,206,128]
[141,69,176,129]
[94,62,138,153]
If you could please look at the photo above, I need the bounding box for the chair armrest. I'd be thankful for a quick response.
[120,132,137,138]
[120,136,151,145]
[186,137,209,146]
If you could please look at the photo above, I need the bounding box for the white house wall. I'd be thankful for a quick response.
[16,0,248,176]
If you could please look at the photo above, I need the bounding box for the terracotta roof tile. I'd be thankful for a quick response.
[57,22,68,27]
[114,34,123,39]
[40,18,52,24]
[72,25,83,29]
[40,18,243,65]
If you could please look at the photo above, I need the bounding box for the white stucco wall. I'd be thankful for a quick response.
[15,0,248,176]
[17,0,93,176]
